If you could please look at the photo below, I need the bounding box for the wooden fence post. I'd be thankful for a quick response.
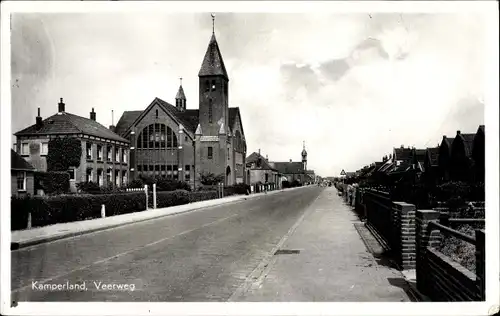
[153,183,157,209]
[144,185,148,210]
[475,229,486,301]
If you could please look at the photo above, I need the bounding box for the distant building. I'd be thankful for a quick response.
[11,149,35,197]
[113,20,247,188]
[246,151,279,185]
[471,125,485,182]
[438,136,455,182]
[423,146,440,185]
[450,130,476,182]
[269,143,313,184]
[14,99,130,192]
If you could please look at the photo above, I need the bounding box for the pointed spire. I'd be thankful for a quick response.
[195,123,202,135]
[175,77,186,100]
[211,13,215,35]
[198,14,228,80]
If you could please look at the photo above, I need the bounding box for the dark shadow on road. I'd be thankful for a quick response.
[387,277,419,302]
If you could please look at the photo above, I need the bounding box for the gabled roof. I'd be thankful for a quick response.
[426,147,440,166]
[198,34,229,80]
[114,111,142,136]
[414,149,426,163]
[455,133,475,157]
[246,152,277,171]
[272,161,304,174]
[11,150,35,171]
[15,112,129,143]
[393,147,413,162]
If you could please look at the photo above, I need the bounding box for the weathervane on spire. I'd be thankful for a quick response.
[211,13,215,34]
[303,140,305,149]
[179,77,183,86]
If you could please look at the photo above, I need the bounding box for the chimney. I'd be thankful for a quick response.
[266,154,269,162]
[289,159,292,163]
[456,130,461,135]
[401,144,404,148]
[109,125,116,132]
[90,108,96,121]
[58,97,65,113]
[35,107,43,130]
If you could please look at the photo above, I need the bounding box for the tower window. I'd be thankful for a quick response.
[205,80,210,92]
[208,147,213,159]
[208,99,213,123]
[211,80,216,91]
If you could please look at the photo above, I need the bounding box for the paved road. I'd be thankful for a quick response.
[12,186,323,302]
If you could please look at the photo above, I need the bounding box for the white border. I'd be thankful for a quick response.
[1,1,499,316]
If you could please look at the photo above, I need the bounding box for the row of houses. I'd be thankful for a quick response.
[342,125,485,186]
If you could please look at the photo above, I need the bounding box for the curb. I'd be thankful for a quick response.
[11,186,315,251]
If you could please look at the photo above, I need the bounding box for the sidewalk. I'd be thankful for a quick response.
[11,185,309,250]
[234,187,413,302]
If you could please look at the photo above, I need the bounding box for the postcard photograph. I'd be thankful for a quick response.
[1,1,499,316]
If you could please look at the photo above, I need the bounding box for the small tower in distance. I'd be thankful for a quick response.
[301,141,308,171]
[175,77,187,111]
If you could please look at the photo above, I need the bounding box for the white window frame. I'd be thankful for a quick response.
[68,168,76,181]
[17,171,26,191]
[86,143,93,159]
[122,149,127,163]
[107,146,112,161]
[97,145,103,161]
[41,142,49,155]
[115,148,120,162]
[21,143,29,155]
[86,169,93,182]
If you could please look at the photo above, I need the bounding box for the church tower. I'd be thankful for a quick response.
[195,14,231,184]
[301,141,308,171]
[175,77,186,111]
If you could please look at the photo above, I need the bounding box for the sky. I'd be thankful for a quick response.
[11,12,487,177]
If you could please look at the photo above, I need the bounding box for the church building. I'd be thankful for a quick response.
[113,16,247,188]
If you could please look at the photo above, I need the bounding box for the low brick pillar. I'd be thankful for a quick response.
[393,202,416,270]
[416,210,441,295]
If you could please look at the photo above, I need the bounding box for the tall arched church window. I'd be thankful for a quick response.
[208,99,213,123]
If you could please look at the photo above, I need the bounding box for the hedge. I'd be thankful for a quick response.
[34,171,70,195]
[224,183,250,196]
[189,191,219,203]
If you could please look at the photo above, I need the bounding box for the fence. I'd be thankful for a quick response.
[416,209,485,301]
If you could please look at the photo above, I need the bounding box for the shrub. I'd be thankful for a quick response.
[128,178,144,188]
[156,178,191,192]
[224,183,250,196]
[189,191,218,203]
[200,172,224,185]
[156,190,191,208]
[291,180,301,187]
[76,181,101,194]
[282,181,291,189]
[34,171,70,195]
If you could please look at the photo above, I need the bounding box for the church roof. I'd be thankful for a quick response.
[114,98,241,138]
[15,112,129,143]
[175,85,186,100]
[272,161,304,175]
[198,34,229,80]
[11,149,35,171]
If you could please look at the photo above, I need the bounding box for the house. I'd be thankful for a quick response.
[113,20,247,188]
[393,145,413,165]
[11,149,35,197]
[471,125,485,182]
[269,143,310,184]
[14,101,130,192]
[423,146,440,185]
[246,151,279,185]
[450,130,476,182]
[438,136,454,182]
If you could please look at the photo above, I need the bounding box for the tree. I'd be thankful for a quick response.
[200,172,224,185]
[47,137,82,171]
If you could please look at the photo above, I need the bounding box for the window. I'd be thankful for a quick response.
[185,165,190,171]
[115,148,120,162]
[155,109,159,119]
[115,170,120,187]
[41,142,48,155]
[106,169,112,184]
[149,165,154,172]
[211,80,216,91]
[122,149,127,163]
[265,173,269,183]
[205,80,210,92]
[155,165,160,171]
[185,136,188,142]
[107,146,112,161]
[208,147,213,159]
[97,145,103,161]
[68,168,76,180]
[137,165,142,172]
[86,169,93,182]
[137,124,177,149]
[21,143,29,155]
[86,143,93,160]
[122,171,127,186]
[208,99,213,123]
[16,172,26,191]
[97,169,103,186]
[185,174,190,181]
[228,147,230,160]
